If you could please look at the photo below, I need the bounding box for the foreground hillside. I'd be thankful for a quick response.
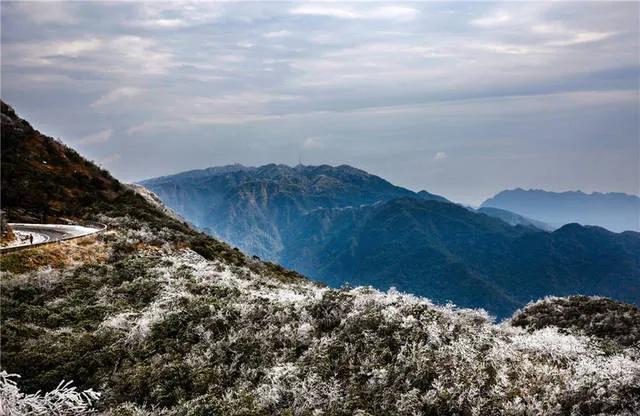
[4,228,639,415]
[2,102,639,415]
[143,165,640,318]
[482,188,640,232]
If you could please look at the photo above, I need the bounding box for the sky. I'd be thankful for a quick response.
[1,1,638,205]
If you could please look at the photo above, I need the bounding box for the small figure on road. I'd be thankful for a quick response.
[29,234,33,244]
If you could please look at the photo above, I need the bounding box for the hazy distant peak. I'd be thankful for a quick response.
[499,188,639,199]
[482,188,640,232]
[417,190,450,203]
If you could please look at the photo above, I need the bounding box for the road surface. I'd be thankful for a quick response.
[2,223,104,250]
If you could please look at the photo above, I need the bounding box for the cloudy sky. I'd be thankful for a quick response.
[2,1,638,205]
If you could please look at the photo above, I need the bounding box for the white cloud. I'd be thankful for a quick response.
[127,120,178,136]
[302,137,323,150]
[549,31,614,47]
[533,23,614,46]
[290,5,418,21]
[290,6,359,19]
[77,129,112,145]
[128,114,283,133]
[109,36,173,74]
[3,38,102,66]
[186,113,282,125]
[129,2,222,29]
[433,152,448,161]
[14,1,77,25]
[263,30,292,39]
[471,42,541,55]
[91,87,141,108]
[100,153,121,167]
[346,90,638,120]
[128,18,187,29]
[366,6,418,21]
[53,38,103,56]
[3,35,173,75]
[125,91,303,133]
[532,23,574,36]
[471,11,511,27]
[192,92,299,107]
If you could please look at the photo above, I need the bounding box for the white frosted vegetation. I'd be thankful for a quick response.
[0,372,100,416]
[96,247,640,414]
[4,218,639,415]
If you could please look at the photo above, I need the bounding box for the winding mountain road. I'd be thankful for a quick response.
[2,223,105,251]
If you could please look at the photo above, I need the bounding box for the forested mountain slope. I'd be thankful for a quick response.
[141,164,448,260]
[282,198,640,317]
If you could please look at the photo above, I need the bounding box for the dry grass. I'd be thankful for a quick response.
[133,241,165,254]
[0,236,108,274]
[0,225,16,247]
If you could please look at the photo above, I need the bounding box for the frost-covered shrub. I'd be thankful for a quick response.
[0,372,100,415]
[510,295,640,347]
[90,251,640,414]
[2,225,639,415]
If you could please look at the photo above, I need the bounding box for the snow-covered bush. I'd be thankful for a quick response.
[510,295,640,348]
[0,372,100,415]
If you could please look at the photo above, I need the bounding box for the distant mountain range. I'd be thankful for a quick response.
[141,164,448,260]
[142,165,640,318]
[482,188,640,232]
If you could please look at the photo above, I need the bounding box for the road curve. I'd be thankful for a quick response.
[2,223,105,251]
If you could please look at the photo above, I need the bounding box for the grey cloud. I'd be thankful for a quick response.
[77,129,112,145]
[1,1,638,205]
